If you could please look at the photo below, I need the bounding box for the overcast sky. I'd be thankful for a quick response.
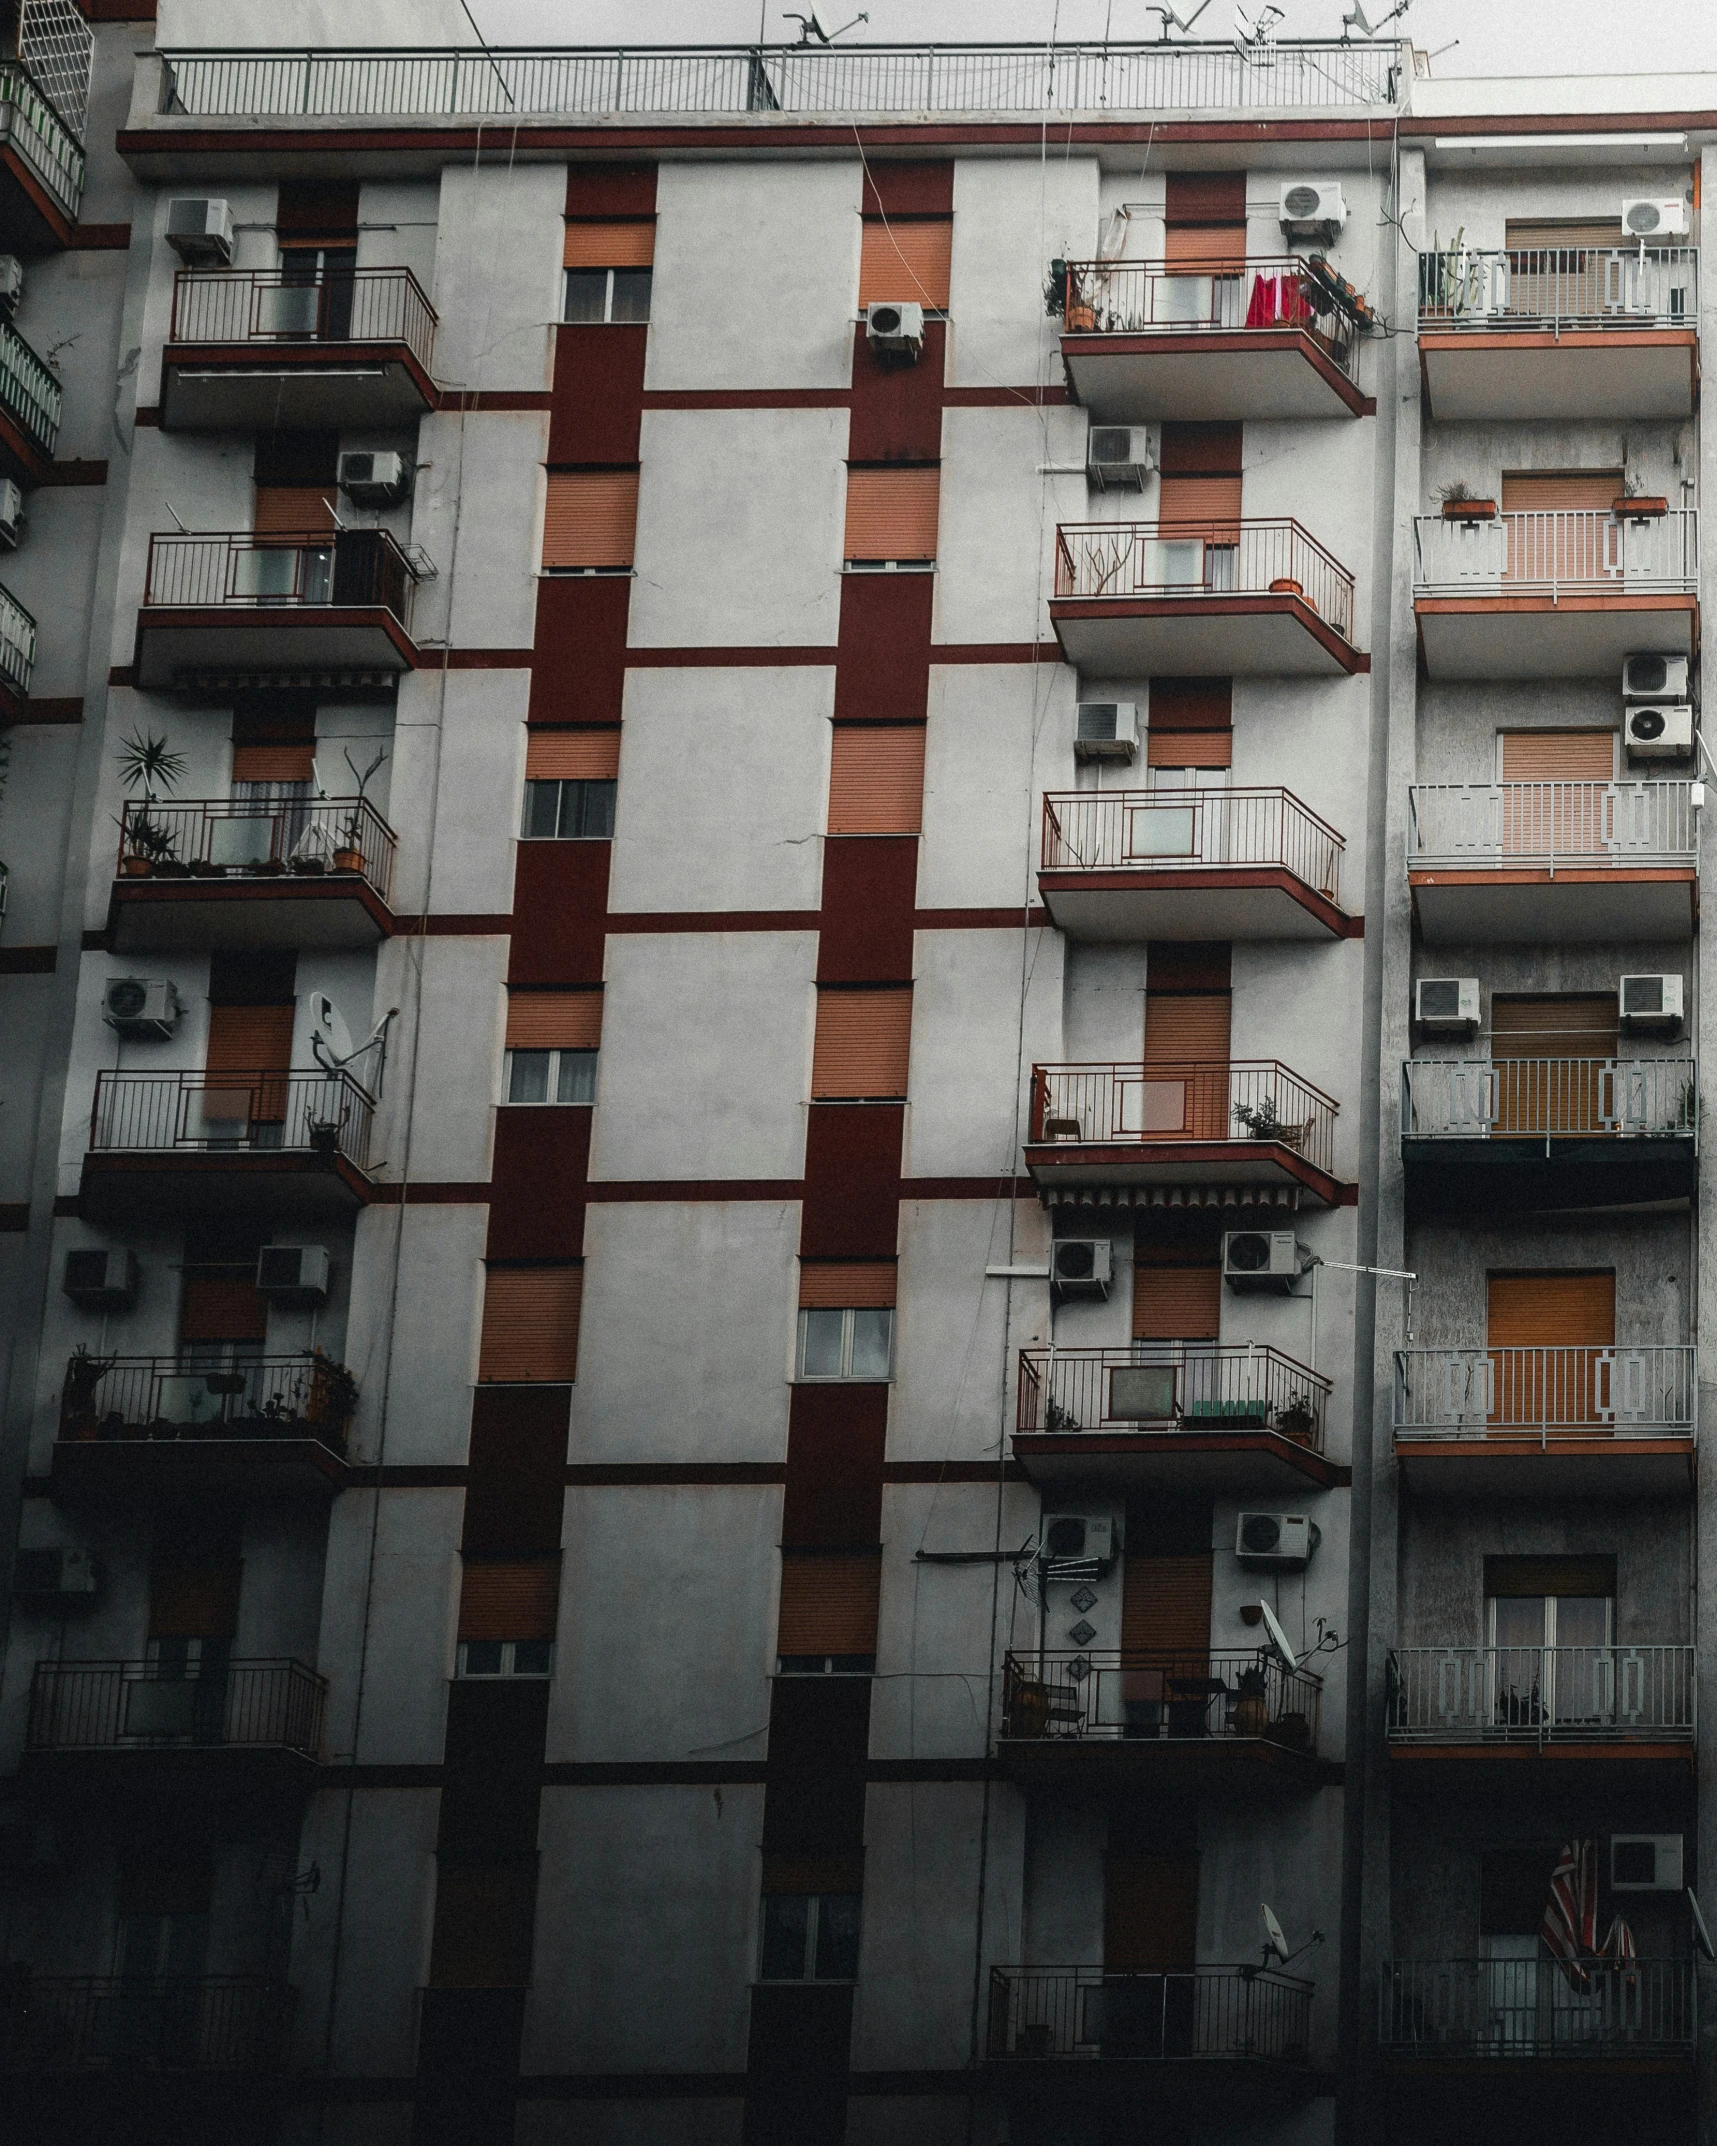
[465,0,1712,80]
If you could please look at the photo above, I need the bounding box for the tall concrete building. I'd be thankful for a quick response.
[0,8,1711,2144]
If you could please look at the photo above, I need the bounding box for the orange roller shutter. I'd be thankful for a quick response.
[458,1557,562,1641]
[563,220,655,268]
[506,990,603,1050]
[1500,472,1622,511]
[1490,996,1618,1045]
[232,743,315,783]
[206,1003,295,1075]
[1499,730,1616,781]
[1143,993,1231,1066]
[1132,1263,1221,1341]
[253,485,337,536]
[1147,728,1231,770]
[858,219,952,308]
[828,724,925,834]
[478,1266,583,1383]
[1157,471,1243,529]
[811,987,913,1098]
[149,1565,240,1639]
[1164,225,1246,268]
[1120,1552,1212,1657]
[799,1261,897,1308]
[1505,220,1625,249]
[777,1553,881,1655]
[1486,1272,1615,1347]
[525,730,621,780]
[844,467,940,564]
[543,470,639,570]
[179,1277,268,1344]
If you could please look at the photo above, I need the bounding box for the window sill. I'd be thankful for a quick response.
[791,1376,894,1387]
[538,566,635,579]
[843,560,935,574]
[497,1100,595,1111]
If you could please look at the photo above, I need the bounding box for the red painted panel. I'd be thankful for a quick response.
[464,1388,572,1553]
[817,837,918,982]
[801,1105,903,1257]
[862,162,955,215]
[487,1108,591,1260]
[565,165,658,217]
[548,325,647,463]
[762,1676,871,1853]
[529,576,630,723]
[847,322,946,464]
[833,573,932,721]
[508,842,610,985]
[1159,421,1244,475]
[783,1386,887,1547]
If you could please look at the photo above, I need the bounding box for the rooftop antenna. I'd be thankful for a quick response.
[1342,0,1411,37]
[1147,0,1214,35]
[1234,1,1285,46]
[783,4,869,43]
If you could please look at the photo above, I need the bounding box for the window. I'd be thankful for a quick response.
[797,1305,894,1381]
[477,1266,583,1383]
[456,1639,554,1678]
[542,469,639,573]
[505,1048,598,1105]
[759,1892,863,1982]
[858,219,952,310]
[521,778,616,839]
[843,466,939,569]
[810,986,913,1100]
[564,266,653,323]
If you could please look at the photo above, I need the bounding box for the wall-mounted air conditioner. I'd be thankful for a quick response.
[0,477,25,549]
[12,1546,98,1599]
[1624,703,1693,762]
[1222,1229,1309,1294]
[864,300,925,358]
[1074,702,1139,764]
[1279,181,1346,236]
[1414,977,1480,1033]
[1622,197,1690,240]
[1235,1513,1314,1568]
[165,197,234,265]
[1086,424,1157,492]
[256,1244,332,1304]
[1623,651,1690,703]
[101,977,180,1038]
[62,1247,138,1310]
[1040,1513,1115,1579]
[1611,1835,1684,1892]
[337,450,411,507]
[1619,973,1684,1033]
[1051,1239,1112,1299]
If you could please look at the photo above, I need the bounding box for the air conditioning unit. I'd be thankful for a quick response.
[864,300,925,357]
[337,450,411,507]
[12,1545,98,1599]
[1086,424,1156,492]
[1619,973,1684,1033]
[1414,977,1480,1033]
[62,1247,139,1310]
[1235,1512,1314,1568]
[1040,1513,1115,1580]
[1074,701,1139,764]
[101,976,180,1038]
[1279,181,1346,236]
[0,255,24,319]
[165,196,234,265]
[1624,703,1693,761]
[1611,1834,1684,1892]
[1051,1239,1113,1299]
[1622,197,1690,240]
[256,1244,332,1304]
[1222,1229,1309,1295]
[1623,651,1690,702]
[0,477,25,549]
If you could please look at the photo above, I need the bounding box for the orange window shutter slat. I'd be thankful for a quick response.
[1120,1553,1213,1657]
[844,468,940,564]
[478,1267,583,1383]
[1105,1855,1201,1971]
[1157,472,1243,527]
[799,1262,897,1308]
[1490,995,1618,1043]
[542,471,639,570]
[1486,1273,1616,1347]
[253,485,337,536]
[1146,728,1232,770]
[1505,220,1626,249]
[1164,225,1246,268]
[827,725,925,835]
[205,1003,296,1075]
[1143,994,1231,1067]
[458,1558,562,1642]
[231,743,315,783]
[1132,1263,1221,1342]
[1500,472,1623,512]
[811,988,913,1099]
[1499,730,1616,782]
[525,730,621,781]
[858,219,952,308]
[149,1565,240,1639]
[776,1554,881,1655]
[506,990,603,1051]
[563,220,655,268]
[179,1276,268,1344]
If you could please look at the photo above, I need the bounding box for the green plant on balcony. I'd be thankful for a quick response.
[1043,1394,1082,1432]
[63,1345,113,1429]
[115,728,186,877]
[1273,1392,1317,1445]
[334,745,387,871]
[1233,1095,1299,1146]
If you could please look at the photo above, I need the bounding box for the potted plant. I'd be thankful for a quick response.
[1234,1095,1292,1145]
[119,816,178,878]
[1043,1394,1081,1433]
[62,1345,113,1437]
[333,744,387,874]
[115,728,186,878]
[1274,1393,1317,1444]
[308,1117,341,1156]
[1269,575,1304,598]
[1234,1664,1270,1738]
[1439,480,1496,523]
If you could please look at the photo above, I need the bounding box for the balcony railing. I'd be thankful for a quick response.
[59,1350,355,1450]
[27,1657,326,1757]
[1033,1060,1339,1178]
[1394,1345,1695,1445]
[170,266,437,372]
[89,1067,376,1172]
[1401,1058,1696,1143]
[117,796,397,904]
[1056,519,1355,642]
[1019,1344,1329,1450]
[0,576,34,697]
[1061,255,1363,372]
[1382,1957,1694,2059]
[1408,781,1696,872]
[0,1975,293,2074]
[1419,246,1697,333]
[142,528,419,628]
[0,63,85,224]
[0,316,60,455]
[1003,1648,1321,1750]
[988,1964,1312,2063]
[154,41,1403,121]
[1412,510,1697,597]
[1044,786,1343,902]
[1386,1644,1694,1743]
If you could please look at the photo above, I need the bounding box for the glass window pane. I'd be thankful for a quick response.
[461,1641,504,1676]
[759,1894,810,1981]
[522,780,562,839]
[848,1308,894,1380]
[511,1639,553,1676]
[610,269,652,323]
[563,269,609,323]
[575,780,617,838]
[799,1309,844,1379]
[508,1051,551,1104]
[815,1894,863,1981]
[556,1050,598,1104]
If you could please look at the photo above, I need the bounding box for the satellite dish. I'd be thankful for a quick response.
[1690,1889,1716,1963]
[1258,1598,1299,1672]
[310,993,355,1073]
[1262,1904,1290,1965]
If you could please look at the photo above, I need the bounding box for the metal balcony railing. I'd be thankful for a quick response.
[117,796,397,903]
[1400,1057,1696,1143]
[1060,255,1364,373]
[1018,1344,1329,1449]
[170,265,437,372]
[0,316,60,455]
[988,1964,1312,2063]
[1412,509,1698,597]
[59,1350,355,1450]
[1394,1344,1695,1445]
[0,1975,293,2074]
[142,528,420,629]
[1386,1644,1694,1743]
[154,41,1404,121]
[1033,1060,1339,1178]
[1044,786,1343,902]
[1383,1957,1695,2059]
[0,576,37,698]
[0,62,85,224]
[89,1067,376,1172]
[1056,519,1356,643]
[1418,246,1697,333]
[1408,781,1696,873]
[27,1657,326,1757]
[1002,1648,1321,1750]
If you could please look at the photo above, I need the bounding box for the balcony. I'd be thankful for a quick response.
[0,575,36,718]
[1381,1958,1693,2068]
[1058,254,1370,420]
[161,266,438,429]
[1394,1343,1694,1498]
[1028,1061,1344,1210]
[53,1351,354,1499]
[1418,246,1697,422]
[0,64,84,249]
[25,1657,326,1778]
[0,1975,293,2076]
[1407,781,1696,944]
[1014,1344,1340,1497]
[1041,786,1349,942]
[1387,1644,1694,1782]
[1412,510,1697,679]
[986,1964,1311,2072]
[134,529,424,692]
[1052,520,1364,677]
[110,797,398,951]
[80,1067,376,1222]
[1399,1056,1697,1215]
[0,315,60,482]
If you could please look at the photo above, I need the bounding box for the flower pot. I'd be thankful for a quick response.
[294,857,327,877]
[308,1122,341,1156]
[1066,303,1097,332]
[155,860,190,878]
[1007,1681,1051,1739]
[1234,1692,1270,1738]
[1441,499,1496,521]
[1269,576,1303,598]
[120,855,153,878]
[1268,1710,1311,1751]
[332,846,364,874]
[1616,495,1668,521]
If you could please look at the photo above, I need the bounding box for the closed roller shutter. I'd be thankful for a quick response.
[1120,1553,1212,1717]
[1157,471,1242,530]
[563,220,655,268]
[811,987,913,1099]
[858,219,952,308]
[179,1277,268,1344]
[205,1002,295,1125]
[458,1557,562,1642]
[828,724,925,834]
[1484,1554,1616,1599]
[1106,1854,1200,1971]
[1147,728,1231,770]
[1132,1262,1221,1341]
[231,743,314,783]
[1487,1270,1614,1430]
[1500,472,1623,586]
[1166,173,1247,225]
[1142,992,1231,1140]
[1490,996,1617,1138]
[1498,731,1615,855]
[1505,221,1626,249]
[478,1266,583,1383]
[844,467,940,564]
[542,470,639,570]
[1491,995,1618,1048]
[800,1261,897,1308]
[253,485,336,536]
[1147,679,1233,771]
[525,730,620,781]
[777,1552,881,1655]
[150,1565,240,1638]
[1501,473,1623,512]
[1499,730,1615,781]
[506,990,603,1050]
[1165,224,1245,268]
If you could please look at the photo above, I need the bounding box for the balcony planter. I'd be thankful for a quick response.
[1616,495,1669,522]
[1268,576,1304,597]
[1440,498,1496,522]
[253,858,286,877]
[290,857,327,877]
[154,859,191,879]
[119,855,153,879]
[1066,301,1097,332]
[1005,1680,1051,1738]
[332,846,364,874]
[307,1120,341,1156]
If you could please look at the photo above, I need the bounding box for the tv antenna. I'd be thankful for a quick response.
[1148,0,1214,34]
[1234,2,1285,47]
[783,5,869,42]
[1342,0,1411,36]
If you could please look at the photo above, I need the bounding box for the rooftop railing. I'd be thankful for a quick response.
[988,1964,1312,2063]
[1382,1957,1693,2060]
[170,265,437,373]
[1056,519,1356,644]
[1400,1057,1696,1143]
[1002,1647,1321,1750]
[142,528,419,629]
[0,63,85,224]
[59,1350,355,1450]
[1060,254,1365,375]
[1407,780,1696,873]
[0,1975,293,2074]
[0,577,36,698]
[1394,1344,1695,1445]
[1033,1060,1339,1178]
[89,1066,376,1173]
[1419,245,1697,333]
[1018,1343,1330,1450]
[27,1657,326,1758]
[0,316,60,455]
[1412,509,1697,597]
[1387,1643,1694,1743]
[117,795,397,905]
[1044,786,1343,902]
[154,40,1404,121]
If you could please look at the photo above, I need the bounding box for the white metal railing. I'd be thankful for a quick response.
[1393,1344,1695,1443]
[1401,1057,1696,1142]
[1387,1644,1694,1743]
[20,0,91,139]
[0,61,84,223]
[1056,518,1356,642]
[1418,246,1697,333]
[0,577,37,697]
[1413,509,1697,597]
[1043,786,1343,901]
[1407,781,1696,872]
[1382,1958,1694,2058]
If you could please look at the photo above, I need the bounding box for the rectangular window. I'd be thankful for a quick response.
[858,218,952,309]
[477,1266,582,1383]
[564,221,655,267]
[810,986,913,1099]
[777,1551,881,1673]
[760,1892,864,1982]
[827,723,925,835]
[521,778,617,839]
[843,466,939,568]
[506,989,603,1052]
[504,1048,598,1104]
[542,469,639,573]
[564,267,653,324]
[796,1305,895,1381]
[456,1639,554,1678]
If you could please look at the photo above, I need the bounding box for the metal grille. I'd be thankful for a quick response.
[1394,1344,1696,1443]
[19,0,89,137]
[0,1976,293,2074]
[1419,246,1696,332]
[988,1964,1312,2062]
[1382,1958,1693,2058]
[1387,1644,1695,1742]
[117,795,397,902]
[1043,786,1343,900]
[1018,1343,1329,1447]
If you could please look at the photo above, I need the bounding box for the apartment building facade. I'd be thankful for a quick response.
[0,11,1712,2145]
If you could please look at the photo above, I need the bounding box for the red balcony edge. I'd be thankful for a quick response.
[79,1148,374,1210]
[996,1734,1340,1786]
[1040,864,1355,940]
[1415,592,1698,622]
[51,1434,350,1497]
[106,872,397,941]
[0,142,75,252]
[1013,1429,1349,1488]
[1023,1137,1350,1209]
[0,400,52,487]
[133,604,420,677]
[1418,326,1698,424]
[1049,591,1370,675]
[162,336,436,412]
[1062,325,1375,415]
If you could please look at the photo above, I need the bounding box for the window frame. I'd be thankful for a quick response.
[562,264,653,324]
[794,1304,896,1383]
[757,1891,864,1984]
[520,777,617,841]
[455,1638,555,1680]
[502,1048,599,1107]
